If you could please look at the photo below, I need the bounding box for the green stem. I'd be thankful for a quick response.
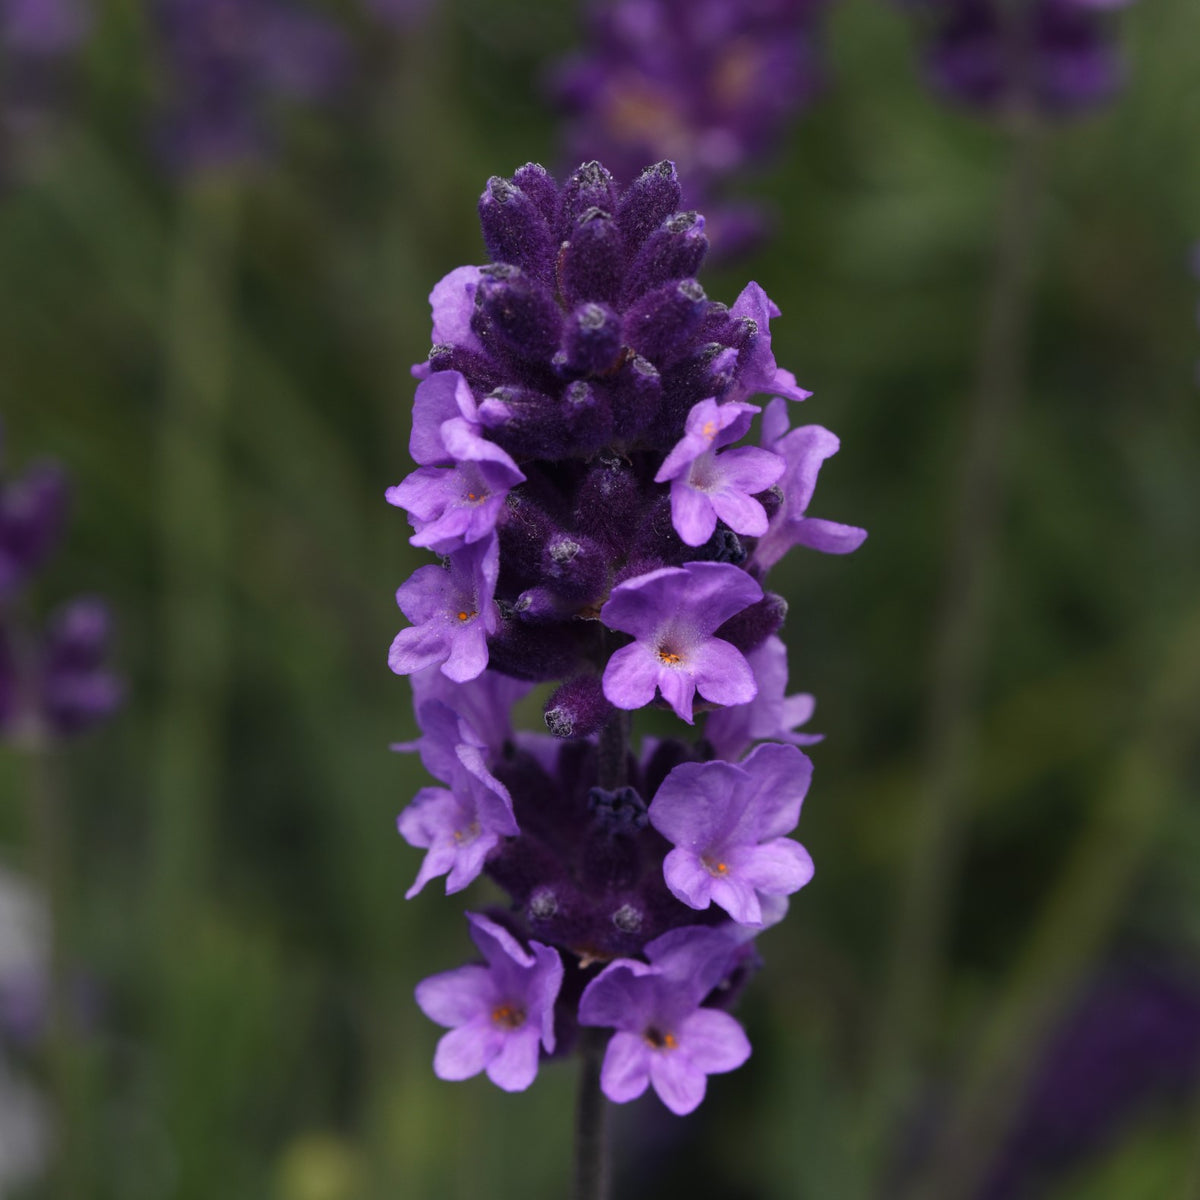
[150,178,240,961]
[872,116,1043,1140]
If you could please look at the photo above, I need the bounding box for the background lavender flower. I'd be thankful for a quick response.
[906,0,1131,116]
[0,457,67,600]
[153,0,350,174]
[552,0,826,254]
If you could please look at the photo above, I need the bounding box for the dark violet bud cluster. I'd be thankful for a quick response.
[153,0,350,174]
[0,438,121,745]
[903,0,1137,116]
[552,1,826,256]
[389,161,864,1115]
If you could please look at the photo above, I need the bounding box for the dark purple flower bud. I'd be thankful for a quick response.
[559,160,618,227]
[479,175,557,285]
[544,675,613,739]
[616,161,683,250]
[541,533,609,605]
[714,592,788,656]
[478,386,577,461]
[425,344,505,393]
[572,454,644,553]
[487,617,594,682]
[562,303,624,376]
[473,266,564,366]
[625,211,710,301]
[556,381,615,455]
[558,210,626,307]
[512,162,560,224]
[623,279,709,366]
[606,354,662,436]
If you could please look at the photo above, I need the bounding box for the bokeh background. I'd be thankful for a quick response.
[2,0,1199,1197]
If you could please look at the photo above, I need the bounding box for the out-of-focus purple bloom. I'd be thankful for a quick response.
[705,634,821,761]
[415,912,562,1092]
[389,536,499,682]
[38,597,123,736]
[911,0,1130,117]
[578,925,751,1114]
[362,0,434,31]
[154,0,350,174]
[552,0,825,255]
[655,399,784,547]
[752,397,867,572]
[980,959,1200,1200]
[649,742,813,926]
[1,0,88,54]
[601,562,762,723]
[397,740,518,898]
[0,460,68,601]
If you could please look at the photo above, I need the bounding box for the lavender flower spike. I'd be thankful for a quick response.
[655,399,784,546]
[601,561,762,723]
[415,912,562,1092]
[578,930,751,1115]
[397,741,518,898]
[649,741,814,926]
[389,536,499,682]
[752,397,867,572]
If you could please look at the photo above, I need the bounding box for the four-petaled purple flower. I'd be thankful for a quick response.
[649,741,814,927]
[601,562,762,723]
[415,912,563,1092]
[752,397,867,573]
[389,536,499,682]
[397,737,518,898]
[655,399,784,547]
[578,925,752,1114]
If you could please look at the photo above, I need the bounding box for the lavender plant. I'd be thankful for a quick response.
[387,159,864,1171]
[552,1,825,256]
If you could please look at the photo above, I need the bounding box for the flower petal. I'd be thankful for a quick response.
[600,1032,651,1104]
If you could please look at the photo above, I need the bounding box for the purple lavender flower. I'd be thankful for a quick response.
[648,742,813,926]
[0,459,68,601]
[600,562,762,723]
[578,925,751,1114]
[910,0,1130,116]
[752,397,868,572]
[655,399,784,546]
[154,0,350,174]
[38,598,123,736]
[704,634,821,761]
[727,283,813,404]
[415,912,563,1091]
[1,0,88,54]
[388,536,499,682]
[552,0,825,256]
[397,740,518,898]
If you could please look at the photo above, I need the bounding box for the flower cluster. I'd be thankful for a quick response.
[552,1,826,256]
[902,0,1136,116]
[153,0,350,174]
[391,160,864,1114]
[0,438,121,745]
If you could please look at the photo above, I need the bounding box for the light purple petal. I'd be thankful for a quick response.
[404,838,458,899]
[678,1008,752,1074]
[669,481,718,547]
[395,563,457,624]
[433,1018,502,1081]
[429,267,485,355]
[662,848,715,911]
[414,964,493,1027]
[409,371,473,466]
[442,621,490,683]
[691,638,756,708]
[601,1032,652,1104]
[733,742,812,841]
[648,1049,708,1115]
[388,622,449,677]
[707,488,769,538]
[709,873,763,926]
[715,446,785,496]
[485,1027,542,1092]
[726,838,814,897]
[602,642,663,711]
[466,911,534,972]
[657,665,697,724]
[672,562,763,634]
[650,760,749,850]
[579,960,659,1031]
[599,567,686,638]
[444,830,499,893]
[792,517,869,556]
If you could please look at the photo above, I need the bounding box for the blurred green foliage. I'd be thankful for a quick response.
[1,0,1199,1197]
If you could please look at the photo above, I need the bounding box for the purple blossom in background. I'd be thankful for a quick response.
[753,397,868,572]
[154,0,350,174]
[415,912,563,1091]
[905,0,1133,116]
[601,562,762,723]
[649,741,814,926]
[578,926,751,1114]
[390,160,863,1110]
[552,0,825,255]
[0,459,68,600]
